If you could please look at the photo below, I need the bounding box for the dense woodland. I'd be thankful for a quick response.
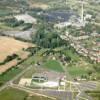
[32,22,67,48]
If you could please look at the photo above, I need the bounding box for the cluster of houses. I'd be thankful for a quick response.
[71,42,100,63]
[60,32,100,63]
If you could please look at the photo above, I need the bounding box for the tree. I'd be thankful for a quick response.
[32,22,66,48]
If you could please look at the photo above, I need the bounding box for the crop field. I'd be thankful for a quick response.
[0,36,33,63]
[0,36,35,74]
[0,87,53,100]
[28,0,54,5]
[0,9,13,17]
[28,0,49,10]
[0,59,18,74]
[86,91,100,100]
[0,56,35,85]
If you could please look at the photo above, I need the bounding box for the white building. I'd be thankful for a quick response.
[14,14,37,24]
[84,14,92,21]
[54,22,71,29]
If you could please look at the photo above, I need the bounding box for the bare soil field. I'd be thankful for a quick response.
[17,51,30,60]
[0,59,18,74]
[0,36,34,63]
[28,0,48,10]
[0,36,36,74]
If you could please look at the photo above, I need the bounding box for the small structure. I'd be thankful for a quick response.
[31,75,59,88]
[84,14,92,21]
[32,76,48,83]
[54,22,71,29]
[19,78,32,86]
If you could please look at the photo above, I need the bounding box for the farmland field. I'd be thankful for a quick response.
[28,0,49,10]
[86,91,100,100]
[0,36,34,63]
[0,56,35,86]
[0,87,53,100]
[0,36,35,74]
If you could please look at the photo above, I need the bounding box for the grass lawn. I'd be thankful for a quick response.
[67,66,87,78]
[0,68,21,84]
[22,67,36,78]
[0,87,53,100]
[44,60,64,72]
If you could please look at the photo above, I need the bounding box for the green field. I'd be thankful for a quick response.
[67,66,87,78]
[0,56,35,86]
[86,91,100,100]
[0,9,13,17]
[44,60,64,72]
[0,87,53,100]
[0,67,21,84]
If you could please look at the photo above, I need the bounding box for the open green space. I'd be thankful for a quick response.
[63,49,80,62]
[86,91,100,100]
[67,66,87,78]
[0,56,35,86]
[0,9,13,17]
[44,60,64,72]
[22,67,36,78]
[0,67,21,84]
[0,87,53,100]
[0,23,16,30]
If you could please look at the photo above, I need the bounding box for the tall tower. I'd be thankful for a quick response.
[81,0,84,24]
[66,0,67,5]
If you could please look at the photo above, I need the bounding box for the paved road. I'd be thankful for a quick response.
[10,83,73,100]
[9,84,57,100]
[34,89,73,100]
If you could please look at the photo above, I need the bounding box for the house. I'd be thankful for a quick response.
[84,14,92,21]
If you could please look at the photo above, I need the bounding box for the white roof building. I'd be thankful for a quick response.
[84,14,92,20]
[14,14,37,24]
[54,22,71,29]
[19,78,32,86]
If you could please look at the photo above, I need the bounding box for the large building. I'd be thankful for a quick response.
[14,14,37,24]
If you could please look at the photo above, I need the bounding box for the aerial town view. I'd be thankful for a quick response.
[0,0,100,100]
